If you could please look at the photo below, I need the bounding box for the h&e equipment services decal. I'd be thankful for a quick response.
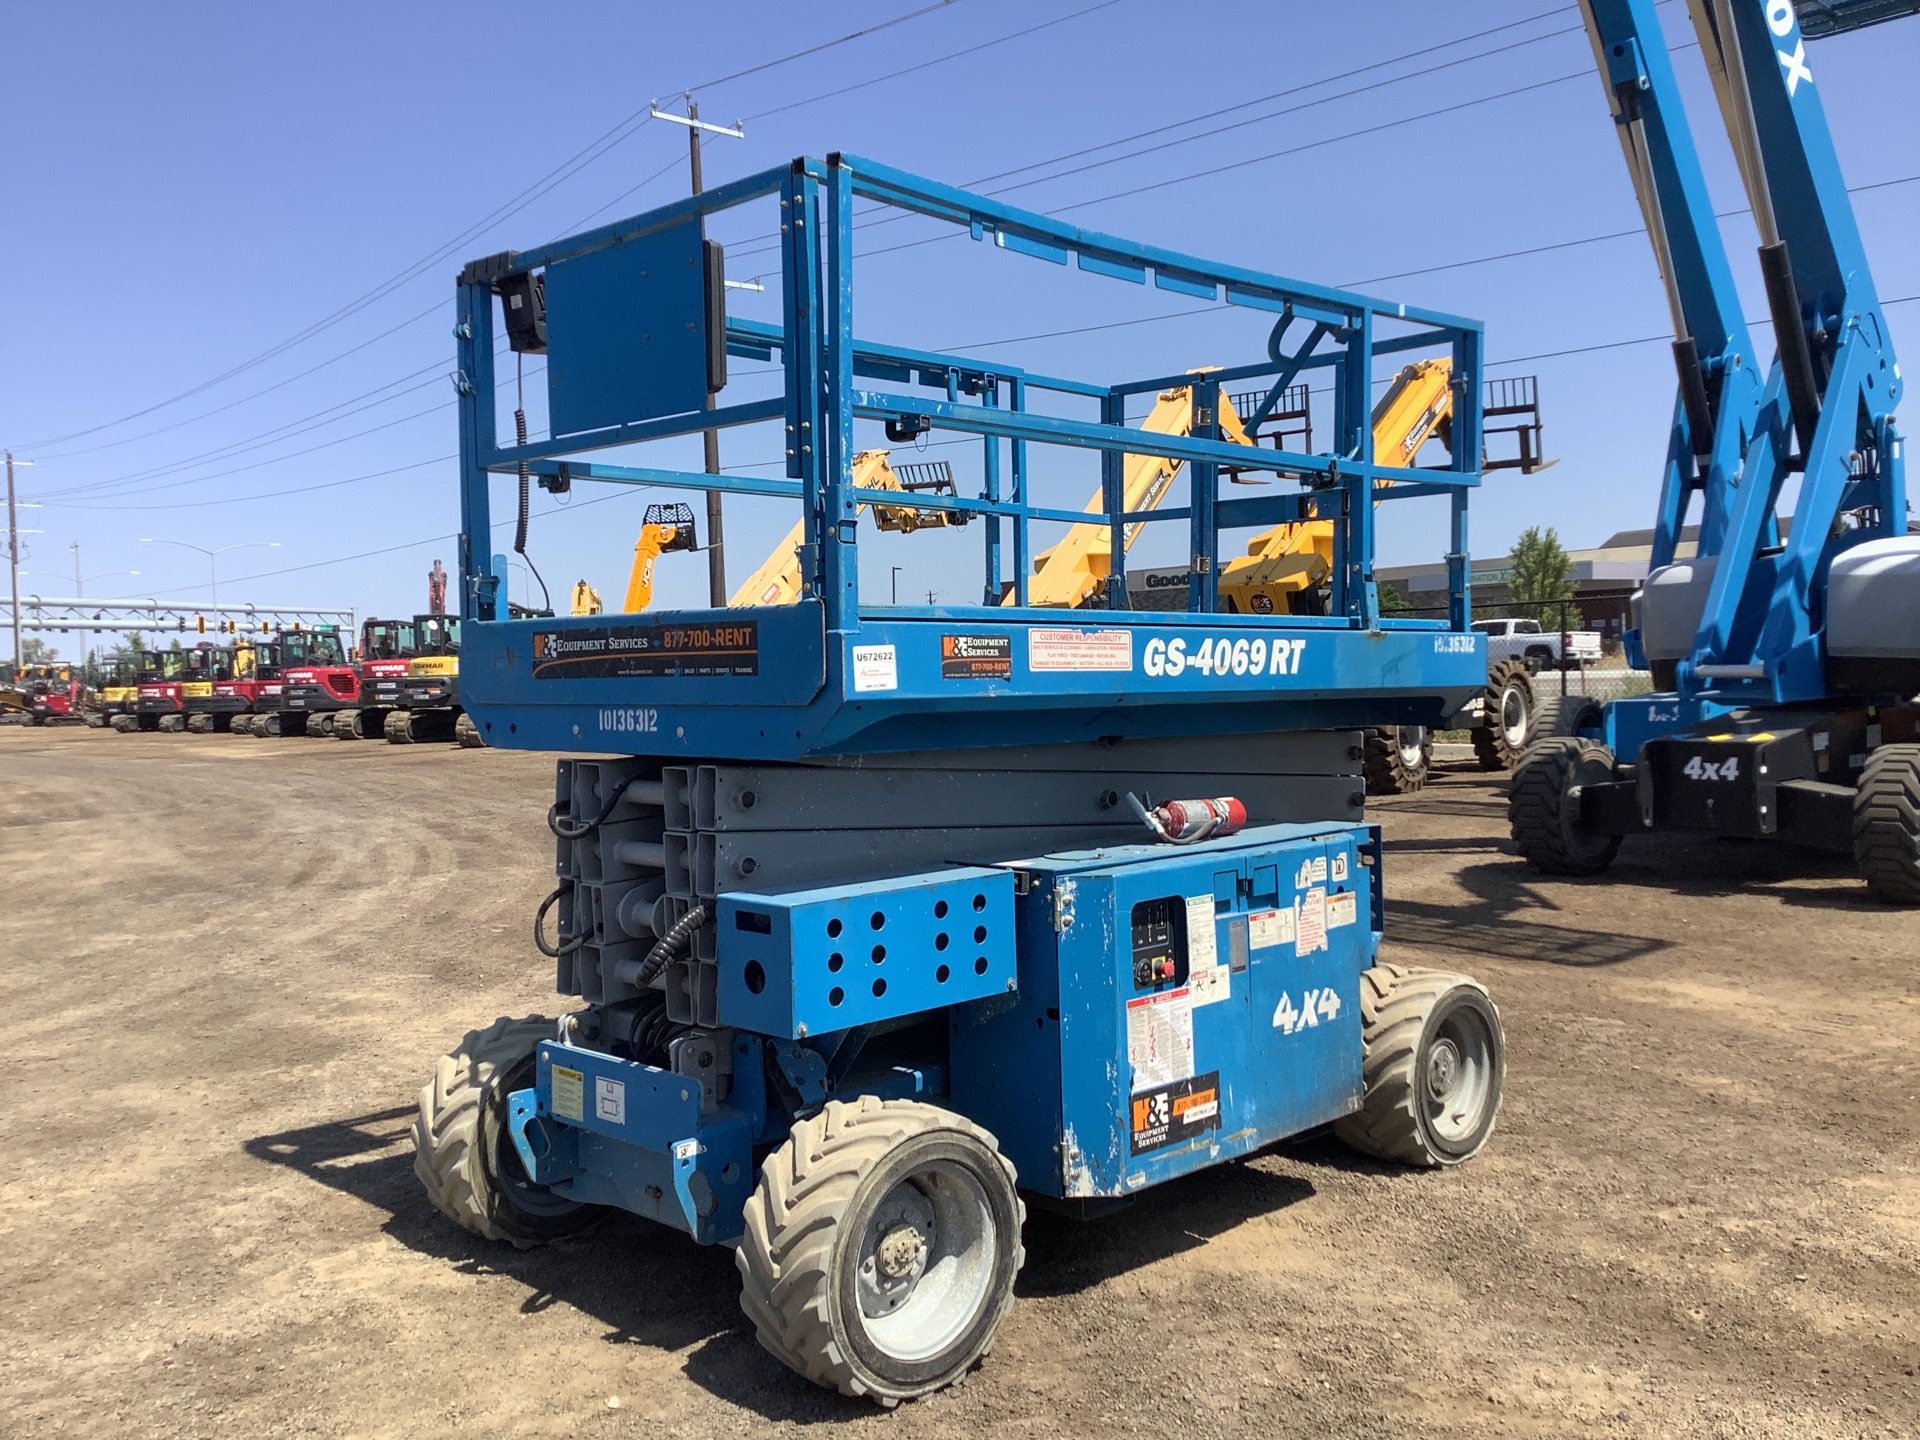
[532,621,758,680]
[1130,1072,1222,1155]
[940,633,1012,680]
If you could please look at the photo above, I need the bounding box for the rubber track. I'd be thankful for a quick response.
[1853,744,1920,905]
[1333,964,1497,1167]
[735,1095,1023,1405]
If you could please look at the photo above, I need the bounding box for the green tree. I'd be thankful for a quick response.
[1508,525,1576,625]
[1378,581,1415,618]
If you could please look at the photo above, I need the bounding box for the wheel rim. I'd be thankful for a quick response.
[1498,682,1531,749]
[1396,726,1426,770]
[853,1160,996,1364]
[1423,1001,1497,1148]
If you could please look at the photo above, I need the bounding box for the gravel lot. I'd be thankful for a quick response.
[2,725,1914,1438]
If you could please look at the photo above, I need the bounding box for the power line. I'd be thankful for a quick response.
[45,456,454,512]
[8,0,961,455]
[16,2,1129,494]
[727,6,1599,263]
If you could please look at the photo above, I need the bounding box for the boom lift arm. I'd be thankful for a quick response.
[622,503,700,612]
[1008,383,1255,609]
[1585,0,1905,702]
[731,450,965,608]
[1219,358,1461,614]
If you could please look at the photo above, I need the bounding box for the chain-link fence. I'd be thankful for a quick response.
[1387,589,1654,708]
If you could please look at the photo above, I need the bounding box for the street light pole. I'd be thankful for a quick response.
[140,538,279,606]
[6,451,18,668]
[5,453,40,667]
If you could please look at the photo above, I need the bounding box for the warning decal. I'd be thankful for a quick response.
[551,1065,585,1122]
[940,633,1013,680]
[1186,895,1229,1006]
[1327,890,1358,929]
[1029,627,1133,672]
[1130,1071,1222,1155]
[1297,887,1329,955]
[1125,985,1194,1093]
[1249,907,1295,951]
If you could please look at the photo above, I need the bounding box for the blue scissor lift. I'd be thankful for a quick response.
[413,154,1508,1404]
[1510,1,1919,903]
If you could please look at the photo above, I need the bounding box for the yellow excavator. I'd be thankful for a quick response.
[730,450,967,608]
[1008,377,1256,609]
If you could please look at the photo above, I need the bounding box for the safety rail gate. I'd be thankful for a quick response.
[452,154,1488,759]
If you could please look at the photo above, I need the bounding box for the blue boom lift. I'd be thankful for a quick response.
[1511,0,1920,902]
[412,154,1510,1402]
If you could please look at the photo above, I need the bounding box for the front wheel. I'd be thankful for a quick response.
[737,1096,1024,1407]
[1510,736,1622,875]
[1335,965,1504,1167]
[412,1015,596,1248]
[1854,744,1920,905]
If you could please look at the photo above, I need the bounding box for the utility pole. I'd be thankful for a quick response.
[652,95,744,608]
[7,451,21,668]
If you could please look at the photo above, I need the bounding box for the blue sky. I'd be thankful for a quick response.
[4,0,1916,648]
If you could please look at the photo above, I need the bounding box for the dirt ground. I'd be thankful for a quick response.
[2,725,1914,1439]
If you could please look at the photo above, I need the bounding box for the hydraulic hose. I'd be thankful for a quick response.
[512,357,552,612]
[627,902,707,990]
[533,884,586,958]
[548,780,633,840]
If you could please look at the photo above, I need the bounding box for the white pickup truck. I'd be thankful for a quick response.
[1472,616,1603,672]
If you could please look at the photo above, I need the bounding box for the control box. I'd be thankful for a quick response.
[953,822,1381,1199]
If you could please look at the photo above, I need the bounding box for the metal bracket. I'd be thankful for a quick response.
[1052,877,1077,933]
[772,1043,828,1107]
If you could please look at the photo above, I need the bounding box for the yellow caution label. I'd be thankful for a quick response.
[552,1065,585,1122]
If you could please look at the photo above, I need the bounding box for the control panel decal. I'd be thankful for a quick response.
[1125,985,1194,1093]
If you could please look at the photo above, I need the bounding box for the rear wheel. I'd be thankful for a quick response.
[456,713,486,748]
[1363,726,1430,796]
[411,1015,596,1247]
[384,711,415,744]
[1472,659,1534,770]
[1335,965,1504,1167]
[1510,736,1622,875]
[737,1096,1024,1407]
[1524,693,1603,749]
[1854,744,1920,905]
